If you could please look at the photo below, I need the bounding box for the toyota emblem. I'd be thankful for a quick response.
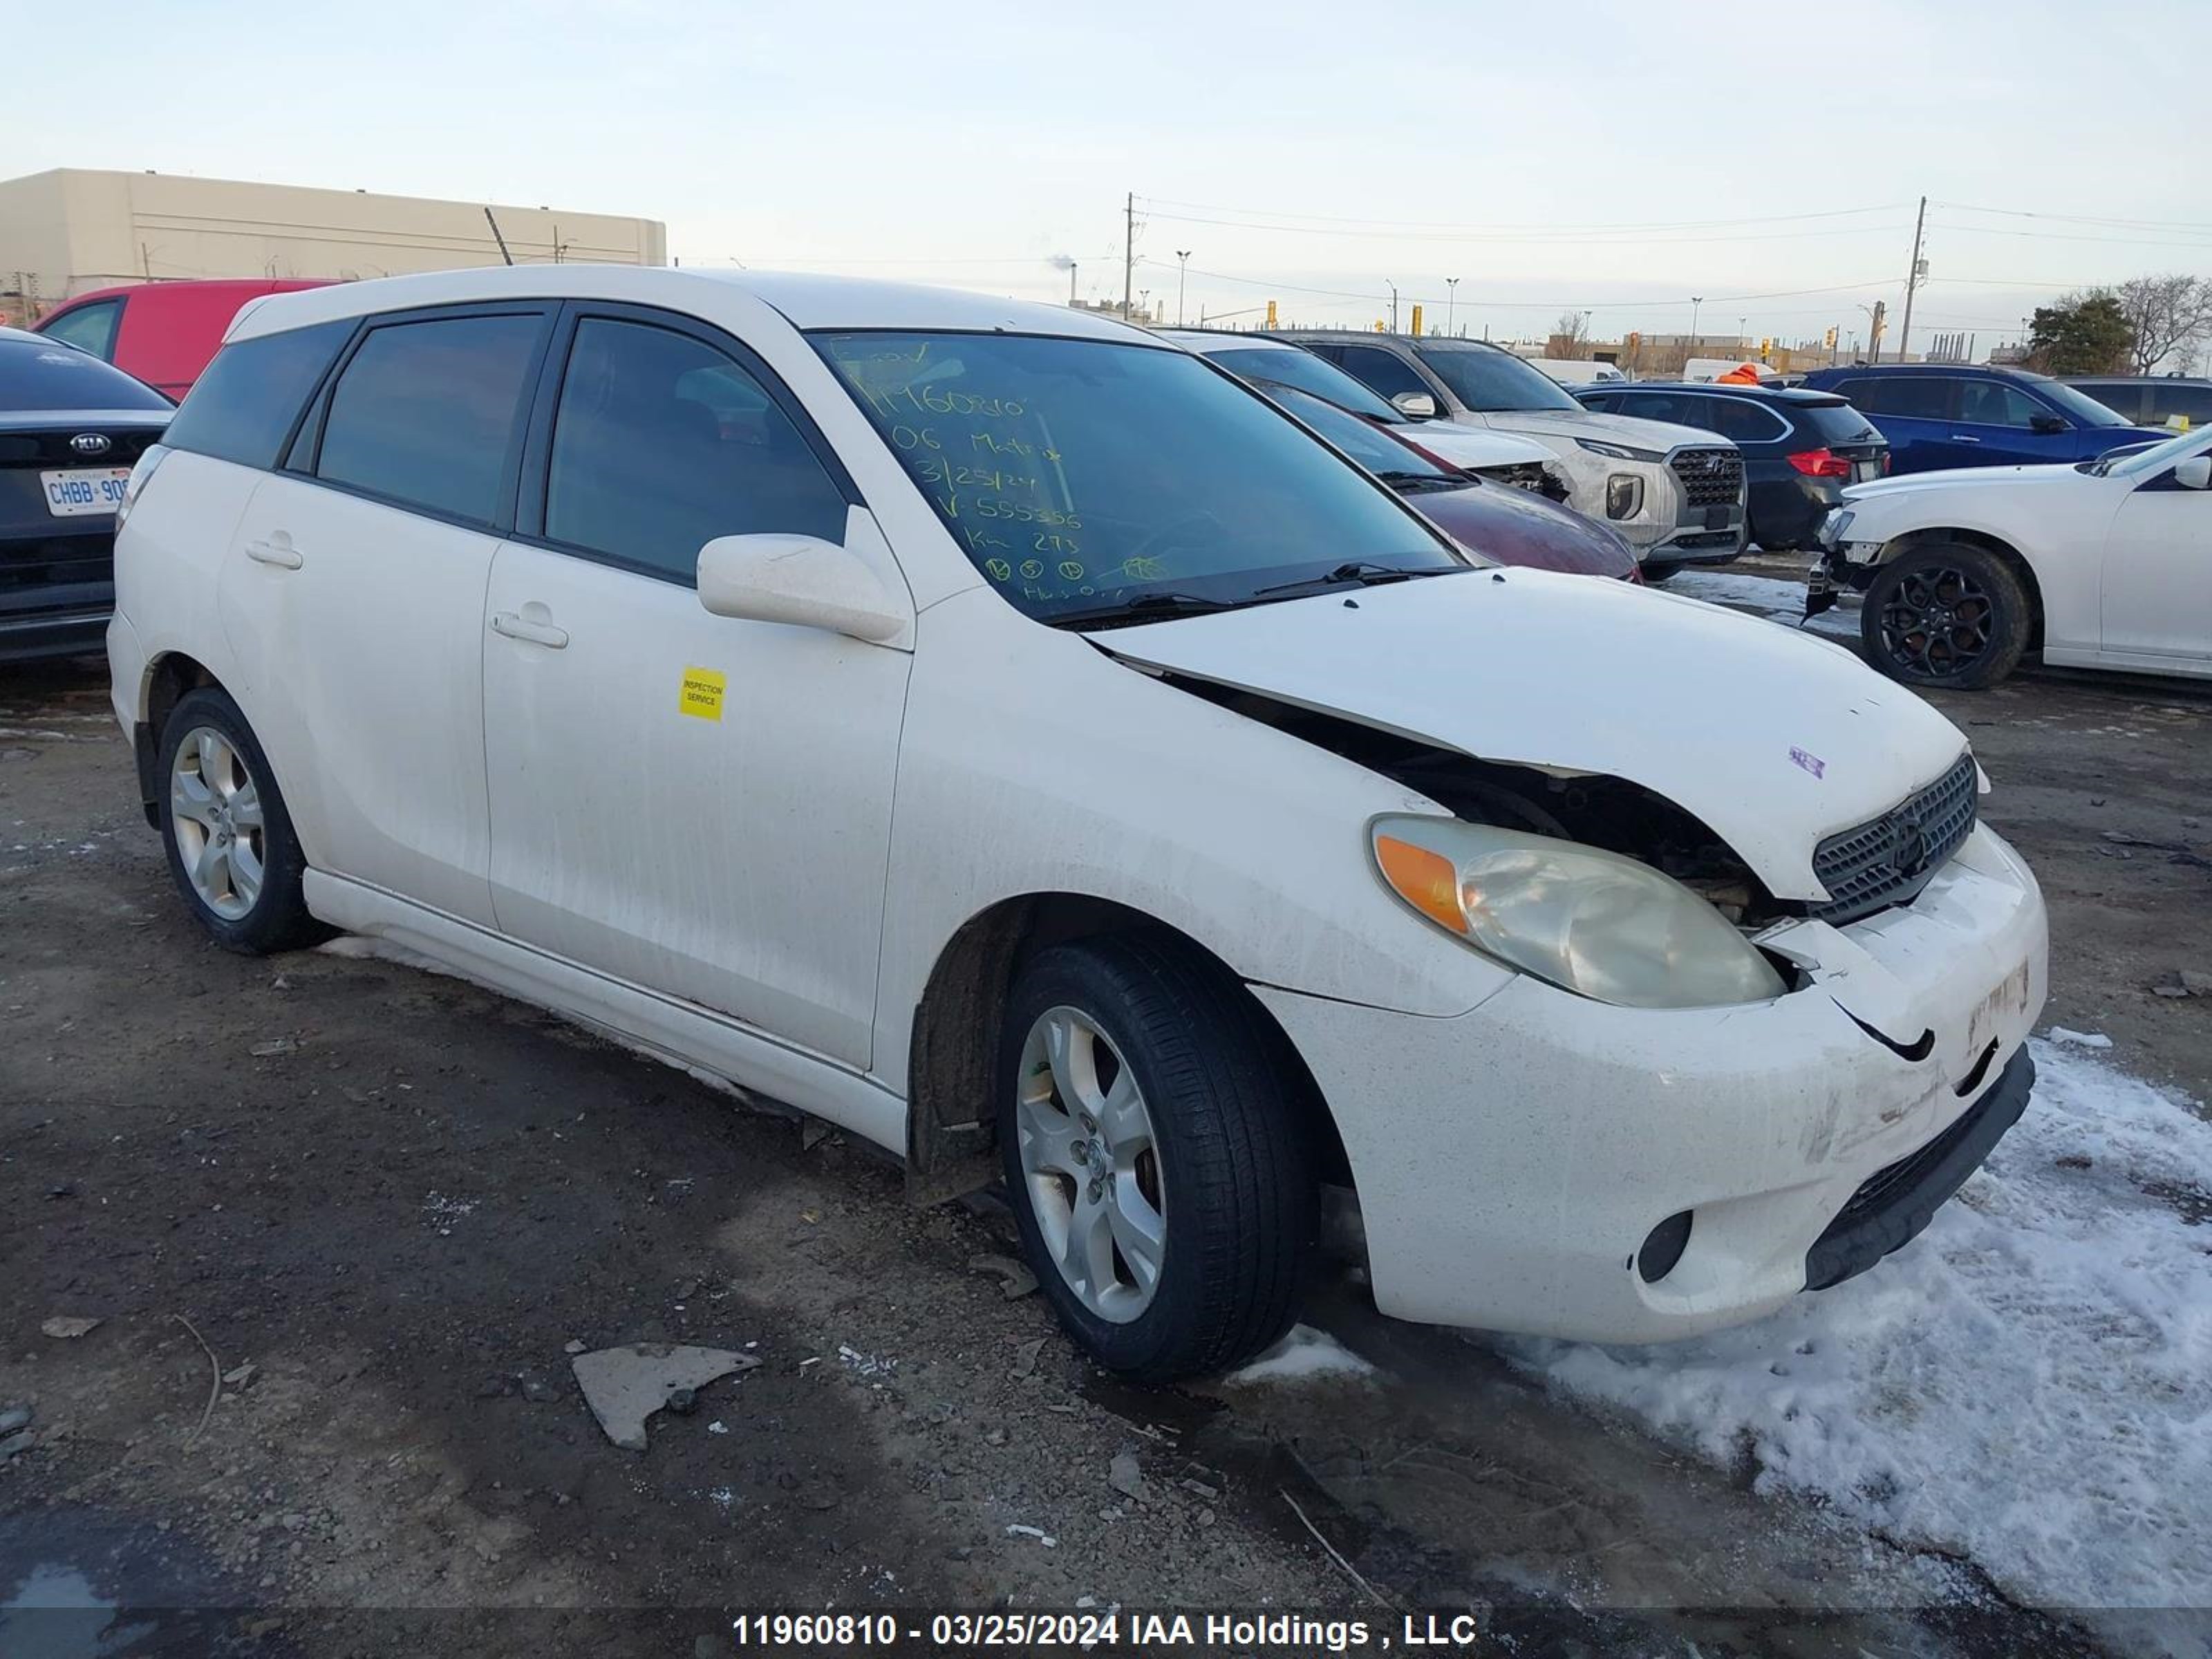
[1891,814,1929,879]
[69,433,111,457]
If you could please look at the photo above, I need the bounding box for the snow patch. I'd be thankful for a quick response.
[1226,1325,1377,1385]
[2046,1026,2113,1050]
[1668,568,1859,642]
[1507,1038,2212,1613]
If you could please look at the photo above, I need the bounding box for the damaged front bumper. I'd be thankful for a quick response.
[1253,823,2047,1344]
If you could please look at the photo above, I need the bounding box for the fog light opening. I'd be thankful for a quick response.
[1638,1210,1694,1284]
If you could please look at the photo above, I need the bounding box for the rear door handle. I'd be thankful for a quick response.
[490,610,570,649]
[245,537,303,569]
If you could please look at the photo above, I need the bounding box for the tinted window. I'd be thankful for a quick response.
[2029,376,2131,428]
[1955,380,2044,429]
[1411,344,1581,412]
[1333,345,1433,402]
[1204,346,1400,421]
[164,320,352,467]
[1848,376,1957,420]
[816,331,1456,622]
[316,314,541,523]
[39,299,123,361]
[1691,396,1788,443]
[2146,384,2212,424]
[2070,381,2147,422]
[1799,403,1884,446]
[1612,391,1703,427]
[0,336,171,413]
[545,318,848,580]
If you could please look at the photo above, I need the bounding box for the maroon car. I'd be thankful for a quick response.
[1266,382,1640,581]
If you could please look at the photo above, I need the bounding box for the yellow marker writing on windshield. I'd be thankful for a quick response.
[679,667,727,722]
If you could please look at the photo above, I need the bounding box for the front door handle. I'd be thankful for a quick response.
[245,536,303,569]
[1950,433,1981,444]
[490,609,570,650]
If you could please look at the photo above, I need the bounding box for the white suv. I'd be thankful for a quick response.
[1276,330,1748,577]
[110,267,2045,1380]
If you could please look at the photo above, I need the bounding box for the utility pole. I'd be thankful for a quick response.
[1897,194,1927,364]
[1123,192,1135,321]
[1689,295,1703,353]
[1446,276,1459,337]
[1176,250,1191,326]
[1387,281,1399,332]
[484,207,514,267]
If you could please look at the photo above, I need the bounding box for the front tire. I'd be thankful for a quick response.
[997,935,1315,1382]
[157,688,327,954]
[1862,543,2031,690]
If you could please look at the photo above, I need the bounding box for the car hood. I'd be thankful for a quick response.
[1398,422,1555,470]
[1843,461,2085,503]
[1410,482,1638,579]
[1473,407,1725,453]
[1087,568,1967,901]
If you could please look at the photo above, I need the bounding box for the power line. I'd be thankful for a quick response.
[1138,256,1900,312]
[1137,195,1909,234]
[1136,210,1911,247]
[1936,200,2212,233]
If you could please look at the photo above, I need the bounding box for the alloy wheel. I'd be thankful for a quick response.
[170,726,266,921]
[1879,565,1995,679]
[1014,1005,1168,1324]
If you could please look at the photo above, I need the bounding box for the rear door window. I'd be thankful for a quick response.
[1613,391,1701,427]
[542,316,850,582]
[2072,381,2146,422]
[39,299,124,362]
[2146,384,2212,426]
[314,312,544,525]
[1954,380,2044,429]
[165,320,353,468]
[1849,377,1958,420]
[1694,397,1788,444]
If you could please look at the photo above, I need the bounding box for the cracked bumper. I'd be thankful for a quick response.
[1255,824,2047,1344]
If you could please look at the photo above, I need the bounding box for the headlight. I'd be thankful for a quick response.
[1371,816,1786,1010]
[1819,508,1854,547]
[1577,437,1661,462]
[1605,474,1643,520]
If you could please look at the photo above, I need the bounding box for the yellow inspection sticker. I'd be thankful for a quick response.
[678,666,727,722]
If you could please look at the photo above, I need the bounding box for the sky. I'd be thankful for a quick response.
[12,0,2211,355]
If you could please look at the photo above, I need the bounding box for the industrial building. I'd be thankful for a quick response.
[0,169,666,325]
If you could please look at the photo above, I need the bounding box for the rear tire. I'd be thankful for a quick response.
[1862,542,2030,691]
[156,688,328,955]
[997,934,1315,1382]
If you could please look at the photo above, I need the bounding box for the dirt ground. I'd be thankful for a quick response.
[3,612,2205,1658]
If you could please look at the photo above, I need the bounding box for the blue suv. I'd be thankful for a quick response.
[1800,363,2167,474]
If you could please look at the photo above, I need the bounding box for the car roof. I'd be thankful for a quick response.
[2062,373,2212,386]
[1817,361,2049,382]
[225,265,1161,347]
[1584,381,1847,406]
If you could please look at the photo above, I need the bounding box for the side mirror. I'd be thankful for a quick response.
[2174,454,2212,491]
[1390,391,1438,420]
[2029,413,2068,435]
[696,532,908,643]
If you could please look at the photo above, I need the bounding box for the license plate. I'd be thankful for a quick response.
[1853,460,1882,482]
[40,467,133,517]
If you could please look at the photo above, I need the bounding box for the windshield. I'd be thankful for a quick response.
[0,338,171,413]
[1264,384,1457,482]
[2106,427,2212,477]
[1203,346,1402,423]
[814,331,1460,622]
[1412,344,1582,413]
[2026,375,2135,429]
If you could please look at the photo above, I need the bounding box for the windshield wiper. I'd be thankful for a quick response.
[1253,560,1448,597]
[1048,590,1241,630]
[1374,470,1461,492]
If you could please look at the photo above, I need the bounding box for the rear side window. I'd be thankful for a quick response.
[543,317,849,581]
[39,298,123,361]
[2072,381,2146,422]
[1692,397,1788,442]
[165,320,352,467]
[1848,377,1957,420]
[2146,384,2212,424]
[316,314,542,524]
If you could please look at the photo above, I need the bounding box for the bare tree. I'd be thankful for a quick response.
[2114,274,2212,375]
[1547,309,1591,359]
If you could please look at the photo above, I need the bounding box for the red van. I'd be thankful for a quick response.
[32,279,334,400]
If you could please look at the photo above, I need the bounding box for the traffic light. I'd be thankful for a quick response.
[1759,337,1772,362]
[1824,326,1838,349]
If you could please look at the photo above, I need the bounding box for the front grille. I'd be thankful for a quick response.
[1669,447,1743,509]
[1808,751,1978,924]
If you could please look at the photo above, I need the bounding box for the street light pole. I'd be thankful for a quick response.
[1689,295,1703,360]
[1175,250,1191,326]
[1388,281,1399,332]
[1446,276,1459,337]
[1068,261,1078,306]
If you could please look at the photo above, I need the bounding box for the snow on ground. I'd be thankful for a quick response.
[1507,1037,2212,1613]
[1665,567,1861,643]
[1227,1324,1377,1385]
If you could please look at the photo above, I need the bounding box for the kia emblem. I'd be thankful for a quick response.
[69,433,111,457]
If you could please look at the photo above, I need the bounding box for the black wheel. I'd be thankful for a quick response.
[156,688,328,954]
[996,934,1315,1382]
[1862,543,2031,691]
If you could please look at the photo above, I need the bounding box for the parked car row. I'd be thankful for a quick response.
[92,268,2049,1382]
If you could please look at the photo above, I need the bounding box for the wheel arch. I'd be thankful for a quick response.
[1873,527,2046,650]
[901,891,1349,1206]
[132,652,231,825]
